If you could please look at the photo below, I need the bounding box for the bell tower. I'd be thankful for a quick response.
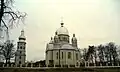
[15,29,26,65]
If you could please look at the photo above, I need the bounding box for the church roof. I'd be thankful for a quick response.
[61,44,75,50]
[56,23,69,35]
[46,43,53,50]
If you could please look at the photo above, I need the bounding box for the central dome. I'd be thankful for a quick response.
[56,23,69,35]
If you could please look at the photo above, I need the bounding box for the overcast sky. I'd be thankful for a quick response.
[9,0,120,61]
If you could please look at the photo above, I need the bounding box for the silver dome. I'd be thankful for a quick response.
[56,23,69,35]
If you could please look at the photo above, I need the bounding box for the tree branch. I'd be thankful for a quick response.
[1,19,8,29]
[4,11,26,19]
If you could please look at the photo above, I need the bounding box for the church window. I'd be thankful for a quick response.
[17,46,19,49]
[76,53,78,60]
[68,52,71,59]
[20,46,22,49]
[59,37,60,40]
[63,37,65,40]
[62,52,63,59]
[19,56,21,59]
[23,47,25,49]
[56,52,58,59]
[20,51,22,54]
[19,61,21,64]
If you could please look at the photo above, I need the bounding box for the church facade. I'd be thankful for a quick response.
[45,22,81,67]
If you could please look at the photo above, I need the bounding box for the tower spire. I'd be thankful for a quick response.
[21,29,24,36]
[60,17,64,27]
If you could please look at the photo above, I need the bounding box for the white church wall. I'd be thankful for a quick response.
[60,50,66,65]
[47,51,53,60]
[66,50,75,65]
[53,50,59,65]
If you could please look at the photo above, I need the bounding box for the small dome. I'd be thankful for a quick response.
[61,44,74,49]
[54,32,59,38]
[19,29,26,40]
[72,34,77,41]
[49,37,54,43]
[56,23,69,35]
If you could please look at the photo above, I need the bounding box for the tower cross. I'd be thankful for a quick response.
[60,17,64,27]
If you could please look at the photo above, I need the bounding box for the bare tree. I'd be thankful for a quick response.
[0,0,26,41]
[86,46,95,63]
[107,42,118,65]
[1,40,15,64]
[93,46,97,64]
[98,44,105,63]
[0,0,26,27]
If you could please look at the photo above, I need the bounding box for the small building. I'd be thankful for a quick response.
[45,22,81,67]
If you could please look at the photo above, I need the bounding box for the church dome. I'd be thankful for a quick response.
[56,23,69,35]
[19,29,26,40]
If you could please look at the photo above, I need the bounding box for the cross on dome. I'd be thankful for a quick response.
[61,17,64,27]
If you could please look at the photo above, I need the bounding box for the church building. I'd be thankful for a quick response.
[15,30,26,65]
[45,22,81,67]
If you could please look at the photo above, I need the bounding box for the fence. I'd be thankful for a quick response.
[0,62,120,68]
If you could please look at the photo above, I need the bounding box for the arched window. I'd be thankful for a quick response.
[56,52,58,59]
[68,52,71,59]
[19,61,21,64]
[20,46,22,49]
[20,51,22,54]
[19,56,21,59]
[76,53,78,60]
[62,52,63,59]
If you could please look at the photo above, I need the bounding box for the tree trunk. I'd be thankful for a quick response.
[0,0,4,26]
[110,54,112,65]
[5,58,7,65]
[113,56,116,65]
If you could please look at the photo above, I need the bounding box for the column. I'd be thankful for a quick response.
[112,63,114,66]
[7,64,9,67]
[118,63,119,66]
[20,64,22,67]
[88,62,89,67]
[79,62,81,67]
[106,63,108,66]
[25,63,27,67]
[11,64,13,67]
[100,63,102,67]
[61,64,63,68]
[94,63,96,67]
[85,61,86,67]
[31,63,33,68]
[39,63,40,67]
[68,64,70,68]
[15,64,17,67]
[2,64,4,67]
